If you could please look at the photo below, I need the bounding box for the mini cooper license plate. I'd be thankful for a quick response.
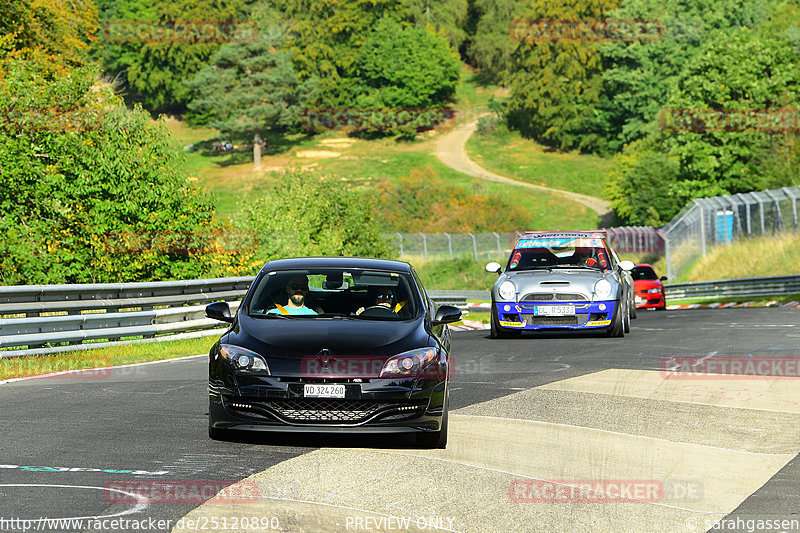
[304,384,346,398]
[534,305,575,316]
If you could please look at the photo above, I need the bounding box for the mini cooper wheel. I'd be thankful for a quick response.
[623,302,631,334]
[607,304,625,338]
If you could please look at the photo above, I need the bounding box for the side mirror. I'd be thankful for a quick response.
[618,260,635,272]
[485,262,502,275]
[206,301,233,323]
[660,276,668,281]
[432,305,462,326]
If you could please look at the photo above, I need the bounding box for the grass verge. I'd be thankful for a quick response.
[0,336,216,381]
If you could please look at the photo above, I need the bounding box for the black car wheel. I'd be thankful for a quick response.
[490,305,520,339]
[416,392,448,449]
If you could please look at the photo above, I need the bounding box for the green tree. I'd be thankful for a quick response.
[94,0,249,113]
[355,18,460,109]
[237,172,395,260]
[661,27,800,200]
[0,50,247,285]
[0,0,99,65]
[598,0,777,151]
[502,0,620,152]
[464,0,521,79]
[185,22,310,166]
[605,140,683,226]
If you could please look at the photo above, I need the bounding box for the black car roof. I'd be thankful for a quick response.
[259,256,413,273]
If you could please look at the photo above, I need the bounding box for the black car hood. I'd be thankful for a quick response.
[229,315,430,358]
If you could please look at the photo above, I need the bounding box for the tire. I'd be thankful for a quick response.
[630,299,637,320]
[490,305,520,339]
[623,301,631,334]
[606,302,625,338]
[416,393,448,449]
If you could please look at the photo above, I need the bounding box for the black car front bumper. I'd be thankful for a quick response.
[209,375,447,434]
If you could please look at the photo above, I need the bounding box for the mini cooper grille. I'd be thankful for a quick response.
[244,399,426,423]
[528,316,579,326]
[522,293,588,302]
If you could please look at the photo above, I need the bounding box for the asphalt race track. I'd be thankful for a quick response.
[2,308,800,533]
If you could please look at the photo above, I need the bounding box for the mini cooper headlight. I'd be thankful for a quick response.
[219,344,270,373]
[593,279,613,300]
[380,347,439,378]
[498,280,516,301]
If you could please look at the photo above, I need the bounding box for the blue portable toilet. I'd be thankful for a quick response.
[715,210,734,243]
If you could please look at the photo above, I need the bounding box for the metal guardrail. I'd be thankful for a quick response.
[664,275,800,301]
[0,279,471,358]
[2,274,795,358]
[0,277,255,357]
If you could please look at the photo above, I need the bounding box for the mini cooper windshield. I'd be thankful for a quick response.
[246,268,420,320]
[507,237,612,272]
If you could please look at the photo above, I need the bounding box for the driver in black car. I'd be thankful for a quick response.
[354,286,396,316]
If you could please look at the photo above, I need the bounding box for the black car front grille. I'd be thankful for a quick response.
[521,293,588,302]
[230,398,426,424]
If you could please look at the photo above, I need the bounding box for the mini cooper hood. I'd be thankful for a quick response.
[231,315,429,358]
[502,268,611,287]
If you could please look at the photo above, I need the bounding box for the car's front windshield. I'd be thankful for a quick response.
[507,237,611,272]
[631,266,658,280]
[246,268,419,320]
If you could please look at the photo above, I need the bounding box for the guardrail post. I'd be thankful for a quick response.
[396,233,404,258]
[419,232,428,260]
[468,233,477,261]
[493,232,501,257]
[444,232,453,260]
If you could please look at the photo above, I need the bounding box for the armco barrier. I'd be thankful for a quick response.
[663,275,800,301]
[0,278,470,358]
[3,274,795,358]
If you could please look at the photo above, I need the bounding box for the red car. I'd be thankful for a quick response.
[631,264,667,310]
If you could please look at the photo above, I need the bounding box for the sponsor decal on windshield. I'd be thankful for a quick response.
[516,238,604,248]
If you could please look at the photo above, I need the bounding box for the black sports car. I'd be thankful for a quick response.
[205,257,462,448]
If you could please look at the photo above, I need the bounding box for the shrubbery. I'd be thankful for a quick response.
[0,49,253,284]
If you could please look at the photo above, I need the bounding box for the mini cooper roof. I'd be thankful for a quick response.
[515,230,609,246]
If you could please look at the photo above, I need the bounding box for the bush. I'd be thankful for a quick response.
[0,50,251,284]
[236,171,395,262]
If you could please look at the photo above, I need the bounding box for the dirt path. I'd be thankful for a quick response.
[434,118,611,216]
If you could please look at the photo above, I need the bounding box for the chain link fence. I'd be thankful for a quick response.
[390,232,521,262]
[662,185,800,280]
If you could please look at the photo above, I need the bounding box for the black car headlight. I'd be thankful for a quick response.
[379,348,440,378]
[219,344,270,374]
